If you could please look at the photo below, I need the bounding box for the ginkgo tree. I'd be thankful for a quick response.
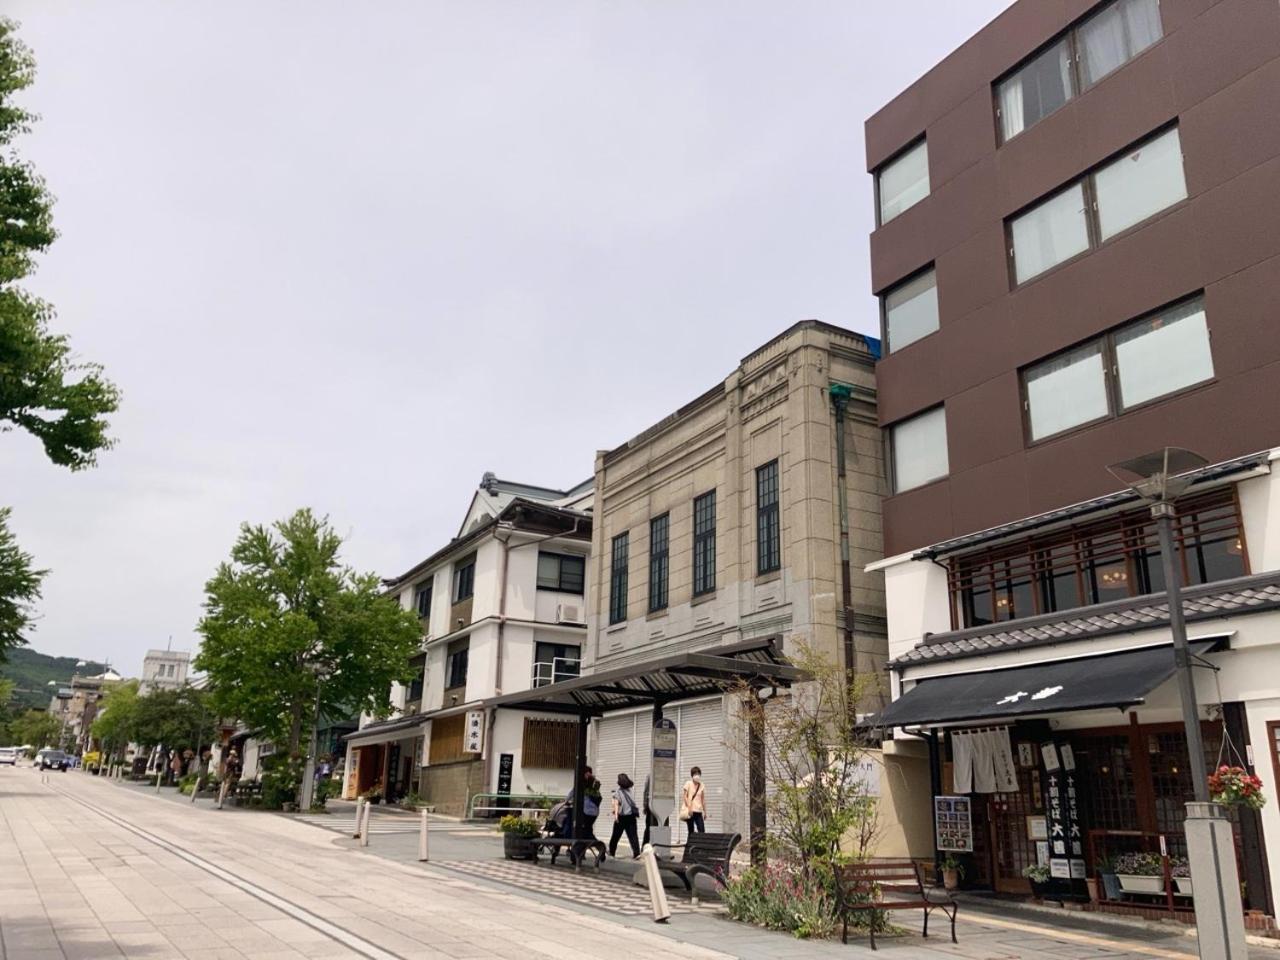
[196,509,421,757]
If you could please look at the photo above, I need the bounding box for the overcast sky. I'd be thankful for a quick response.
[3,1,1012,674]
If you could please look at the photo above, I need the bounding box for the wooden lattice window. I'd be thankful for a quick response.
[522,718,577,770]
[429,714,466,764]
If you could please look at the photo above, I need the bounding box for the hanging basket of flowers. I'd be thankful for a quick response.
[1207,765,1266,810]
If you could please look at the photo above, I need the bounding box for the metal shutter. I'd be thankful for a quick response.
[675,699,725,842]
[593,714,637,842]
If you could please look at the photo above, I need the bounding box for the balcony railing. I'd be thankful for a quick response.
[532,657,581,688]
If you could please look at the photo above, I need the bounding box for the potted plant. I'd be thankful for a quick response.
[1208,766,1267,810]
[940,854,964,891]
[1114,852,1165,895]
[499,814,539,860]
[363,786,383,805]
[1170,857,1192,896]
[1023,863,1051,898]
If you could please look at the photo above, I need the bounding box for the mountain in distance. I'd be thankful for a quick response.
[1,648,107,710]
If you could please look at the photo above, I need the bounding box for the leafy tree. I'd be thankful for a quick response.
[0,18,120,469]
[0,507,44,664]
[7,706,61,749]
[197,508,421,754]
[130,686,215,752]
[91,678,139,759]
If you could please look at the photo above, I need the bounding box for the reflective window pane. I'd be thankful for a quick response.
[1011,183,1090,283]
[1024,340,1109,441]
[1095,128,1186,241]
[885,269,939,351]
[1080,0,1162,88]
[878,140,930,224]
[1114,298,1213,409]
[891,406,948,493]
[998,39,1074,141]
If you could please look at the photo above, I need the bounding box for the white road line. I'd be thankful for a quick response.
[52,785,408,960]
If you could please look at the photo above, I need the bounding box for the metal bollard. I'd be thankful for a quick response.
[352,797,365,839]
[418,809,429,862]
[640,844,672,923]
[359,800,371,848]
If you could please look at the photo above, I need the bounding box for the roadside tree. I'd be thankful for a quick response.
[8,707,61,751]
[90,678,139,763]
[130,686,216,754]
[196,508,421,756]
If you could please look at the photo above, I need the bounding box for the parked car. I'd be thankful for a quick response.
[0,747,18,765]
[36,748,70,771]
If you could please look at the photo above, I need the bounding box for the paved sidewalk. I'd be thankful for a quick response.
[5,767,1260,960]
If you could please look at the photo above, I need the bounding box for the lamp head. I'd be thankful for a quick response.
[1107,447,1207,504]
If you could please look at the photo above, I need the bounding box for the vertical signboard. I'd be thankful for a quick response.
[464,710,485,754]
[934,796,974,852]
[1040,741,1087,898]
[650,718,677,850]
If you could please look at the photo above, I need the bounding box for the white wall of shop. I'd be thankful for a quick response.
[485,709,576,800]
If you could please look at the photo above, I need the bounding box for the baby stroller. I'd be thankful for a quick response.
[544,800,571,838]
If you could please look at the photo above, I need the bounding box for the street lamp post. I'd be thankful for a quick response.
[1108,447,1245,960]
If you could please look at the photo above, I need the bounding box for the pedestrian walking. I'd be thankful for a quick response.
[169,751,183,784]
[608,773,641,859]
[680,766,706,834]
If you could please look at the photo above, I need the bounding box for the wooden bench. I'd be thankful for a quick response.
[652,832,741,900]
[529,836,606,869]
[834,859,957,950]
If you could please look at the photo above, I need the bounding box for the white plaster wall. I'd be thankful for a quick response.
[470,539,504,621]
[486,709,575,798]
[423,645,446,712]
[498,624,537,695]
[878,556,952,662]
[463,623,499,703]
[504,543,538,620]
[1238,465,1280,575]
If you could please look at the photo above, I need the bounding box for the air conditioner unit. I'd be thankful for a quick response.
[556,602,585,625]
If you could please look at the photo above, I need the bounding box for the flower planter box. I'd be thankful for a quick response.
[1173,877,1193,896]
[1117,874,1165,895]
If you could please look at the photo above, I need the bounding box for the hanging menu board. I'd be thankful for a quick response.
[1040,741,1087,898]
[934,795,973,852]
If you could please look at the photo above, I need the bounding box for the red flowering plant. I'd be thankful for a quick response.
[1207,766,1266,810]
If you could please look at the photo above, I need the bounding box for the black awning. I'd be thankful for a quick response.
[867,639,1224,729]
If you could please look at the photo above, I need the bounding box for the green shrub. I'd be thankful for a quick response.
[260,753,304,809]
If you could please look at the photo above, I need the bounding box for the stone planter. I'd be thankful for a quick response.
[503,833,536,860]
[1117,874,1165,895]
[942,869,960,891]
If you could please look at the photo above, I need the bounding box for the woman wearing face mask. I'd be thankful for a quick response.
[679,766,706,834]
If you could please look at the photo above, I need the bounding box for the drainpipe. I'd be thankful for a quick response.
[829,383,858,678]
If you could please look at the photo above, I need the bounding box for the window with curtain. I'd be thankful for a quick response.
[884,268,939,351]
[1024,341,1109,441]
[877,140,930,225]
[693,490,717,596]
[1010,183,1091,284]
[1079,0,1162,88]
[890,406,949,493]
[1094,127,1186,241]
[609,532,629,625]
[1114,297,1213,410]
[536,552,586,593]
[649,514,669,613]
[997,38,1074,142]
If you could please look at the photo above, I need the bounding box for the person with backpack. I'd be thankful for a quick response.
[608,773,641,859]
[679,766,706,834]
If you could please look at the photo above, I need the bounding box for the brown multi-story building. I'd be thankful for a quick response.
[865,0,1280,922]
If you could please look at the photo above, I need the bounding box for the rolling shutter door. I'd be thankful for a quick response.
[593,714,636,841]
[675,698,725,840]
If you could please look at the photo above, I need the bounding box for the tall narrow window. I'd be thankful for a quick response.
[414,580,433,619]
[877,140,930,224]
[756,461,781,574]
[693,491,717,596]
[649,514,669,613]
[452,555,475,602]
[883,268,939,352]
[609,532,629,625]
[997,38,1074,142]
[890,406,949,493]
[445,639,469,690]
[1079,0,1162,88]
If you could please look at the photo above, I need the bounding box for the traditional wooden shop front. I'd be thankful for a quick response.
[872,578,1280,926]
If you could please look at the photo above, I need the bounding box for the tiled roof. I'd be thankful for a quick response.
[890,570,1280,668]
